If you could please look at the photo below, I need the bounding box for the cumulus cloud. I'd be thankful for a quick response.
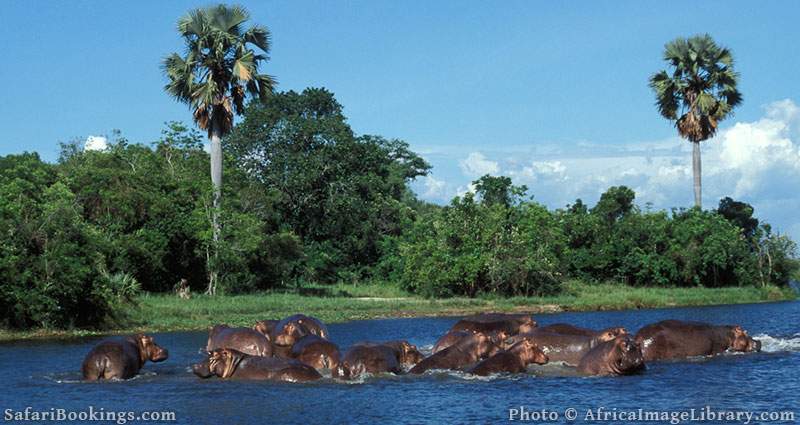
[459,152,499,176]
[413,99,800,241]
[421,175,448,200]
[84,135,108,151]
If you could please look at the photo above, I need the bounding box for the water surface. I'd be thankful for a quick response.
[2,301,799,424]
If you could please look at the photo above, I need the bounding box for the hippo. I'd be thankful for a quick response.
[252,319,279,340]
[450,313,537,336]
[467,339,549,376]
[539,323,628,340]
[409,332,500,374]
[206,325,272,357]
[577,335,645,376]
[335,340,423,379]
[269,314,330,357]
[506,329,613,366]
[82,334,168,380]
[432,329,511,354]
[290,334,341,371]
[635,320,761,361]
[192,348,321,382]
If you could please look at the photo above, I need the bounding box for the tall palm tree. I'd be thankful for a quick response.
[649,34,742,208]
[163,4,275,294]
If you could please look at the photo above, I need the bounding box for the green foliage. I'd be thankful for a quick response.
[396,181,795,298]
[399,182,564,297]
[1,89,796,329]
[473,175,528,208]
[0,156,136,329]
[649,34,742,143]
[163,4,274,136]
[226,88,430,282]
[717,196,759,239]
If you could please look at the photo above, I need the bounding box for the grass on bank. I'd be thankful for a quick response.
[1,280,795,342]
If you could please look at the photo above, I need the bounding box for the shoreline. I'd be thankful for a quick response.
[1,281,795,343]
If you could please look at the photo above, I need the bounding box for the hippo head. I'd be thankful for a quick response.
[253,320,277,340]
[516,316,538,334]
[137,334,168,363]
[728,326,761,353]
[395,341,424,365]
[509,339,548,366]
[609,336,645,375]
[207,348,244,379]
[274,322,306,347]
[474,333,502,358]
[490,330,511,349]
[191,357,213,378]
[596,327,629,343]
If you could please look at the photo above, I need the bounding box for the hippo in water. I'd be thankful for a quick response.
[506,328,617,366]
[82,334,168,380]
[290,334,341,371]
[335,340,424,379]
[450,313,537,336]
[432,329,510,354]
[577,335,646,376]
[268,314,330,357]
[206,325,272,357]
[192,348,321,382]
[467,339,549,376]
[634,320,761,361]
[252,319,279,340]
[539,323,628,340]
[409,332,500,374]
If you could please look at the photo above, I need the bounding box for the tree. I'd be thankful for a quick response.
[473,175,527,208]
[717,196,759,240]
[226,88,430,282]
[163,4,275,294]
[649,34,742,208]
[592,185,636,224]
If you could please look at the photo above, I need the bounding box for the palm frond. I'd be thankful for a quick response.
[164,4,274,137]
[650,34,742,142]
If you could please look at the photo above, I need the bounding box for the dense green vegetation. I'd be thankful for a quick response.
[0,87,796,331]
[0,10,796,334]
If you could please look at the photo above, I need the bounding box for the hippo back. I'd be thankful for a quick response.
[207,326,272,357]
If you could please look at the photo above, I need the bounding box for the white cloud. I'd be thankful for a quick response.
[421,175,448,200]
[84,136,108,151]
[455,182,477,198]
[459,152,499,176]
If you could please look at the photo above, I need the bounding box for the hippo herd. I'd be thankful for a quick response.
[81,313,762,382]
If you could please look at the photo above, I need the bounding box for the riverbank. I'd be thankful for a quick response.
[1,281,795,342]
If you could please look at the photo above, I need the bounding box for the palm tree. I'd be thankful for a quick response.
[649,34,742,208]
[163,4,275,294]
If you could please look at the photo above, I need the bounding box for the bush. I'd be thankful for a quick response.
[0,165,138,328]
[399,188,564,298]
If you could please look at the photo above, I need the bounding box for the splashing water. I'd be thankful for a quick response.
[753,333,800,353]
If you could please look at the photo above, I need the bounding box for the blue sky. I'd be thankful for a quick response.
[1,1,799,240]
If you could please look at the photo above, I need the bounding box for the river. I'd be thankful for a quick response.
[1,301,798,424]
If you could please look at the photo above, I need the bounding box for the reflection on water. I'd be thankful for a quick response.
[1,300,799,424]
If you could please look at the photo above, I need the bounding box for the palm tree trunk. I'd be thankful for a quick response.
[207,122,222,295]
[692,141,702,209]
